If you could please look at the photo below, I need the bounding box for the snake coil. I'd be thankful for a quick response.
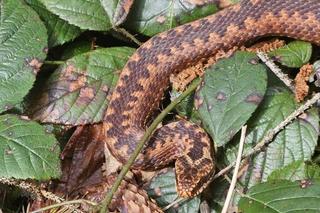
[104,0,320,197]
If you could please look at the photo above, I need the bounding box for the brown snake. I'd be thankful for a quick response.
[103,0,320,197]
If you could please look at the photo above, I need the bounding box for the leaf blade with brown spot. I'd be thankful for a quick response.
[27,47,135,125]
[0,0,47,113]
[196,51,267,147]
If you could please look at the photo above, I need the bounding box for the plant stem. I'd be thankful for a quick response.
[221,126,247,213]
[97,78,201,212]
[112,27,142,46]
[43,60,65,65]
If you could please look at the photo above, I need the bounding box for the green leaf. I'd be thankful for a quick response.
[0,0,47,113]
[27,47,135,125]
[268,160,320,181]
[196,52,267,147]
[26,0,82,47]
[0,114,61,179]
[40,0,111,31]
[125,0,219,36]
[101,0,134,26]
[269,41,312,68]
[239,180,320,213]
[171,89,201,124]
[236,91,319,187]
[61,40,94,60]
[146,169,200,213]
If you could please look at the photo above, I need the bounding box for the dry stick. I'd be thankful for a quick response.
[0,178,89,213]
[213,92,320,180]
[0,178,65,204]
[98,78,201,212]
[221,125,247,213]
[257,51,295,92]
[0,178,43,198]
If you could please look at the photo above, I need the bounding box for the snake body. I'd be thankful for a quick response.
[104,0,320,197]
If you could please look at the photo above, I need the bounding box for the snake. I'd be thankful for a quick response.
[103,0,320,198]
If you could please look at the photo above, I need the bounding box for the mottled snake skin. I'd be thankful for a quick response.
[103,0,320,197]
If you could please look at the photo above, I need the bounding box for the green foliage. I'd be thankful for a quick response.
[146,169,201,213]
[196,52,267,147]
[0,0,47,113]
[1,0,320,212]
[268,160,320,181]
[125,0,219,36]
[0,114,60,179]
[239,180,320,213]
[27,47,135,125]
[225,91,318,189]
[270,41,312,68]
[245,92,318,185]
[26,0,82,47]
[101,0,132,26]
[40,0,111,30]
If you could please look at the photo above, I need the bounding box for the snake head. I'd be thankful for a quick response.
[175,155,215,198]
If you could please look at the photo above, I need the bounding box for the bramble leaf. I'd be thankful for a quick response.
[0,0,47,113]
[0,115,60,179]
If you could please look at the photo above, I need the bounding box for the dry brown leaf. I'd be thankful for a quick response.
[295,64,314,102]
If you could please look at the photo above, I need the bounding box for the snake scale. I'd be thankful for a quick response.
[103,0,320,197]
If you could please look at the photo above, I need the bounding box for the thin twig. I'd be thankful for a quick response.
[112,27,142,46]
[30,199,96,213]
[257,51,295,92]
[97,79,201,212]
[223,174,245,197]
[0,178,65,203]
[0,178,87,213]
[213,92,320,180]
[0,178,42,198]
[162,197,185,211]
[221,126,247,213]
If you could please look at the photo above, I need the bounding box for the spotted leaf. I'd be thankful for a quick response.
[196,51,268,147]
[27,47,135,125]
